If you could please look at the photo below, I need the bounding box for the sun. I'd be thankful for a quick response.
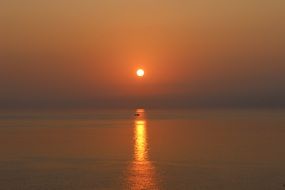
[136,69,145,77]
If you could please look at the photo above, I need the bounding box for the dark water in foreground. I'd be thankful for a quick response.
[0,109,285,190]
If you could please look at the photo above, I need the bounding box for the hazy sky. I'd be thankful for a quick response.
[0,0,285,109]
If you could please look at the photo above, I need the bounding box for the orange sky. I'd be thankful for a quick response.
[0,0,285,109]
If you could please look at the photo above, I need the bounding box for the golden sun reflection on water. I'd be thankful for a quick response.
[135,120,147,162]
[126,109,159,190]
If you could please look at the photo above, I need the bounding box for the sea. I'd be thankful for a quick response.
[0,109,284,190]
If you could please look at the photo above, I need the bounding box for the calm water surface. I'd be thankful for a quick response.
[0,109,285,190]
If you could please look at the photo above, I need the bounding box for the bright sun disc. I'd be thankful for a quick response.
[136,69,144,77]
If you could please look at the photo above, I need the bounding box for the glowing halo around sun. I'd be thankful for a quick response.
[136,69,145,77]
